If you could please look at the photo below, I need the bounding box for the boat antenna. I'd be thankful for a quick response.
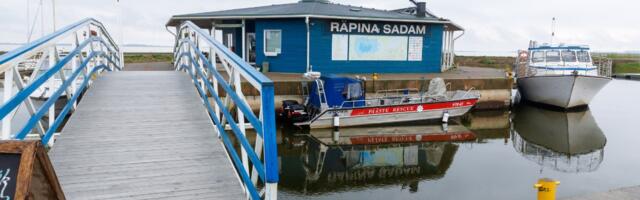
[40,0,44,37]
[550,17,556,44]
[26,0,30,42]
[51,0,57,31]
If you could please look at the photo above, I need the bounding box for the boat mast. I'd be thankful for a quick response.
[550,17,556,44]
[26,0,29,42]
[51,0,57,31]
[40,0,44,37]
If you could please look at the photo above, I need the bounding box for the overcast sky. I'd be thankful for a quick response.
[1,0,639,53]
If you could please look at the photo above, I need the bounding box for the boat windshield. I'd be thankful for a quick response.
[343,83,363,100]
[531,51,545,63]
[545,51,561,62]
[577,50,591,63]
[561,50,577,62]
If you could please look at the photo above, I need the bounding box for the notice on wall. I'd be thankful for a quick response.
[331,34,424,61]
[408,36,423,61]
[348,35,408,61]
[332,34,349,61]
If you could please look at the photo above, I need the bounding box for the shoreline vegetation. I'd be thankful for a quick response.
[123,53,173,64]
[0,51,638,74]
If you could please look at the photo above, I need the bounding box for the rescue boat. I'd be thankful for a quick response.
[282,73,480,128]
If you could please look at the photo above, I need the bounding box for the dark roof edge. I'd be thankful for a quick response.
[166,15,464,31]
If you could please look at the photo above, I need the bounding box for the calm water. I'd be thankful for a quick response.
[275,80,640,200]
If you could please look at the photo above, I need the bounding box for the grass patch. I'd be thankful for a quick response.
[613,62,640,74]
[455,56,515,70]
[124,53,173,64]
[605,53,640,60]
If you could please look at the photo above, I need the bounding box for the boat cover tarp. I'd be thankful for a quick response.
[309,74,365,109]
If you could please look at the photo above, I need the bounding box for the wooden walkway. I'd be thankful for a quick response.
[48,71,244,199]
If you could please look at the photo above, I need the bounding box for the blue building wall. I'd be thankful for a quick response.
[255,18,308,72]
[254,18,444,73]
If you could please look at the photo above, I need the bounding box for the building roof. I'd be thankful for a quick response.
[166,0,463,31]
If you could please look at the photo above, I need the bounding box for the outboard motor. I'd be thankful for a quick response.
[281,100,310,123]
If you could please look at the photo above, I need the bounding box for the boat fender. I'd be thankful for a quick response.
[333,114,340,128]
[442,111,450,123]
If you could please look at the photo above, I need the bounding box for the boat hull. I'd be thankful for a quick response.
[297,98,478,128]
[518,75,610,108]
[310,123,476,145]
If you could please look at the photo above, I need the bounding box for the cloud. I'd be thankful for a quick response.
[1,0,638,53]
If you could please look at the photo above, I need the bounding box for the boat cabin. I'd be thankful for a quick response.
[528,44,593,66]
[524,43,599,76]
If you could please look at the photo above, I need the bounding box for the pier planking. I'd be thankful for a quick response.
[48,71,243,199]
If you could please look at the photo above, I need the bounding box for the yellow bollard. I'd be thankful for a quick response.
[534,178,560,200]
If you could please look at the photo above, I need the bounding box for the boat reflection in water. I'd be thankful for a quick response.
[279,122,476,194]
[511,104,607,173]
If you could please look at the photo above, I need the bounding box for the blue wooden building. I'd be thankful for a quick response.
[167,0,463,73]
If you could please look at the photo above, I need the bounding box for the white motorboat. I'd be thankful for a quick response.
[515,42,612,109]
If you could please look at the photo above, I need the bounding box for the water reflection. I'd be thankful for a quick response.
[278,104,609,197]
[279,123,476,194]
[511,104,607,173]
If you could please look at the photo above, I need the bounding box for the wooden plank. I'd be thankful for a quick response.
[48,71,244,200]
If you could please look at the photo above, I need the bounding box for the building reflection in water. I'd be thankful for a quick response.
[279,122,476,194]
[511,104,607,173]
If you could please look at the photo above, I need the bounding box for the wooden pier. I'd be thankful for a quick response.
[47,71,244,199]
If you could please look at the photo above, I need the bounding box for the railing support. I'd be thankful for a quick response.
[2,66,14,140]
[0,18,122,147]
[174,21,279,200]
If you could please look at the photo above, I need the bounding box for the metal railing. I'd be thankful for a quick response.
[593,56,613,77]
[0,18,122,146]
[374,88,420,97]
[173,21,278,200]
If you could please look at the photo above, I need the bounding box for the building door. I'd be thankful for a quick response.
[224,33,234,52]
[246,33,256,64]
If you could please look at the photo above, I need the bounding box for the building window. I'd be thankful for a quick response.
[264,29,282,56]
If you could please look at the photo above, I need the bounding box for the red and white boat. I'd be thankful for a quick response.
[282,73,481,128]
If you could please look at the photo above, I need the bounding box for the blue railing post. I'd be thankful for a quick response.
[261,84,279,199]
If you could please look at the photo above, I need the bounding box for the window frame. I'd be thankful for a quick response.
[561,50,578,63]
[263,29,282,57]
[531,51,545,63]
[545,50,562,62]
[577,50,592,63]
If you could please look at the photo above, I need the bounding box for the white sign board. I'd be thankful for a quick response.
[408,36,423,61]
[331,34,349,61]
[348,35,408,61]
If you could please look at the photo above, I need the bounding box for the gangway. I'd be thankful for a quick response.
[0,18,278,199]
